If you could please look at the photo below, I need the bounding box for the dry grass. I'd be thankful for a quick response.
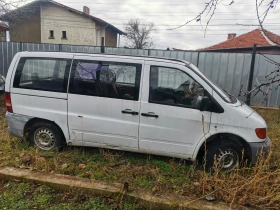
[198,107,280,209]
[0,95,280,209]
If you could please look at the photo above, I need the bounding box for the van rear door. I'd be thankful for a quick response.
[67,55,143,149]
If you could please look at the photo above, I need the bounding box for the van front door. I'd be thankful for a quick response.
[139,62,212,158]
[67,56,143,149]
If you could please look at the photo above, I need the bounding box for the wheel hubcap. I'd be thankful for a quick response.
[217,149,239,172]
[34,128,55,150]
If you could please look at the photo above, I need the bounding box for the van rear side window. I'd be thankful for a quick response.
[13,57,72,92]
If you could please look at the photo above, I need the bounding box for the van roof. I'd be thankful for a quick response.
[18,51,191,66]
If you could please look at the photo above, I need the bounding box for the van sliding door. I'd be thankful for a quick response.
[67,55,144,149]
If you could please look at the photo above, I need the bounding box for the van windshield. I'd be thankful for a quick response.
[187,63,237,104]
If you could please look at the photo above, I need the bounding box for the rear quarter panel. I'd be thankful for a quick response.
[8,52,74,141]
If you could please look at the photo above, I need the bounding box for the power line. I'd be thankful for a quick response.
[110,23,280,26]
[154,28,280,31]
[25,6,280,15]
[40,17,280,27]
[59,2,276,6]
[141,33,250,35]
[41,22,280,31]
[81,11,279,14]
[41,15,278,21]
[96,18,278,21]
[41,19,280,29]
[28,6,278,14]
[41,18,280,27]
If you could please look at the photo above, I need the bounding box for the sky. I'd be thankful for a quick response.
[55,0,280,50]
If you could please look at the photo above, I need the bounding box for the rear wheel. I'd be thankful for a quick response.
[28,122,64,151]
[206,140,242,173]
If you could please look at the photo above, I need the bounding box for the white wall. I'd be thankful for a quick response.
[40,4,96,45]
[95,23,106,46]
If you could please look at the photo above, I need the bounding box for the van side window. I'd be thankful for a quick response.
[13,58,72,92]
[69,60,142,101]
[149,66,205,109]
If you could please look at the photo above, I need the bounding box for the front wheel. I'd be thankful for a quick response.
[28,122,64,151]
[206,140,242,173]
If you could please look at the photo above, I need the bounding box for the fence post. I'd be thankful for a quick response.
[196,51,200,67]
[19,42,23,52]
[101,37,105,53]
[246,44,257,105]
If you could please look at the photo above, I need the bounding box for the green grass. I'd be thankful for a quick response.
[0,180,142,210]
[0,95,280,209]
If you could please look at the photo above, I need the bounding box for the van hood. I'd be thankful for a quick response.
[231,102,267,128]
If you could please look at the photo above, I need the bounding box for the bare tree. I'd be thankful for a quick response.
[124,19,156,49]
[168,0,279,44]
[169,0,280,106]
[237,54,280,107]
[0,0,33,18]
[255,0,279,45]
[0,0,35,40]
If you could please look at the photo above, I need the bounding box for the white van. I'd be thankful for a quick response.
[4,52,271,172]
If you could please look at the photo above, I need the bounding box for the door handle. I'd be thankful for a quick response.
[141,112,159,118]
[122,109,139,115]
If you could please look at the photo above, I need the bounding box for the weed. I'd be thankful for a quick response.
[0,180,143,210]
[1,95,280,209]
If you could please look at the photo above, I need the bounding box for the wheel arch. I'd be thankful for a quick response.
[24,118,66,142]
[194,133,252,162]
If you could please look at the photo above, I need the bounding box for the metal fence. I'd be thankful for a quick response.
[0,41,279,107]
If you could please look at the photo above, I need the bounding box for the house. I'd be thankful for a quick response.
[0,23,8,41]
[200,29,280,54]
[0,0,125,47]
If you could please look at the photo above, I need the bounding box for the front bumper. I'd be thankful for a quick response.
[248,137,271,165]
[5,112,32,139]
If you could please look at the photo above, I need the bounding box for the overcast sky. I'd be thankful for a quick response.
[57,0,280,50]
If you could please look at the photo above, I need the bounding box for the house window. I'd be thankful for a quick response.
[49,30,54,39]
[62,31,67,39]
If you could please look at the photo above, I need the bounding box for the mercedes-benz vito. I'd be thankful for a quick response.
[4,52,271,172]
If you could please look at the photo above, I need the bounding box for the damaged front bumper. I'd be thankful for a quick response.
[248,137,271,165]
[5,112,32,139]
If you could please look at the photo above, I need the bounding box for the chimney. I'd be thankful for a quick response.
[227,33,236,40]
[83,6,90,15]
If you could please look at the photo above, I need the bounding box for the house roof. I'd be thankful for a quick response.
[0,0,125,35]
[201,29,280,51]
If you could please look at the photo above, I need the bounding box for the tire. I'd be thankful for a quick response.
[28,121,64,151]
[205,140,242,173]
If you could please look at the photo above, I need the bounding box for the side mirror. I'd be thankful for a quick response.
[199,96,210,111]
[0,74,5,95]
